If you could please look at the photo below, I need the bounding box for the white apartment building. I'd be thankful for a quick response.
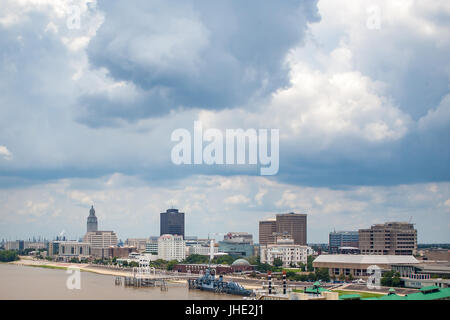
[158,234,186,261]
[260,238,310,267]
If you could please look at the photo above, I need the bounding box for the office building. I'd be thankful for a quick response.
[329,231,359,254]
[259,213,307,246]
[48,241,91,260]
[359,222,417,255]
[160,208,185,239]
[83,231,118,258]
[218,232,254,257]
[125,238,148,252]
[158,234,186,261]
[86,205,98,233]
[259,219,277,245]
[145,236,159,255]
[276,213,307,245]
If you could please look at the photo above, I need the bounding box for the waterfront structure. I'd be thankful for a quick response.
[125,238,148,252]
[83,231,118,258]
[48,241,90,260]
[259,219,277,245]
[86,205,98,233]
[312,254,419,278]
[359,222,417,255]
[329,231,359,254]
[160,208,185,239]
[259,212,307,246]
[218,232,254,257]
[260,238,310,267]
[157,234,186,261]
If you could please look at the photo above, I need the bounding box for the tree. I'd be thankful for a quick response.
[0,250,19,262]
[381,271,402,287]
[306,255,314,272]
[315,268,330,282]
[167,260,178,271]
[273,258,283,267]
[338,273,346,281]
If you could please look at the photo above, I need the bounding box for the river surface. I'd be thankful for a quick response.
[0,263,241,300]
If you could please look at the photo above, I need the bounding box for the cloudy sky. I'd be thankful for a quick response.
[0,0,449,243]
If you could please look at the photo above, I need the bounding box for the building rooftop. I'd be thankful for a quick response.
[313,254,419,265]
[231,258,251,266]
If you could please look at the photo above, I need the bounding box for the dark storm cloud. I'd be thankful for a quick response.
[80,0,320,125]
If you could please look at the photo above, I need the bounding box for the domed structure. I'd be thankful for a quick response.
[231,258,250,266]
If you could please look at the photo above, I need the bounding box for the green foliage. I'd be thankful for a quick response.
[306,255,314,272]
[381,271,402,287]
[315,268,330,282]
[183,254,209,264]
[212,255,236,265]
[167,260,178,271]
[273,258,283,267]
[0,250,19,262]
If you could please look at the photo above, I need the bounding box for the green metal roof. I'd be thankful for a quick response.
[405,287,450,301]
[360,286,450,301]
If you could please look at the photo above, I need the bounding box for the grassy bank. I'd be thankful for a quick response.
[332,290,384,298]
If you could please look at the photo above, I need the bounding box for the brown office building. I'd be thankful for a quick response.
[359,222,417,255]
[259,219,277,246]
[259,213,307,246]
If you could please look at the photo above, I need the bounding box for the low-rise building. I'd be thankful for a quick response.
[218,232,254,257]
[312,254,419,278]
[48,241,90,260]
[260,238,310,267]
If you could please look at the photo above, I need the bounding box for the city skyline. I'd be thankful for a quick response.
[0,0,449,244]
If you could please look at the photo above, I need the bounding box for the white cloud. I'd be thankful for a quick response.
[0,146,13,160]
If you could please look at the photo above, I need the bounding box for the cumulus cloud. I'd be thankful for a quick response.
[0,146,13,161]
[0,173,448,242]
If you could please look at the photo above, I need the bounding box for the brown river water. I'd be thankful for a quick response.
[0,263,241,300]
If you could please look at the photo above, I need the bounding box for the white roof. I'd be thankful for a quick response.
[314,255,419,265]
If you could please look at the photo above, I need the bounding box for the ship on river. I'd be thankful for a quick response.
[188,268,254,296]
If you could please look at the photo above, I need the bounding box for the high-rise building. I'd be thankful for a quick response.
[158,234,186,261]
[329,231,359,254]
[359,222,417,255]
[259,219,277,245]
[160,208,185,239]
[86,205,98,233]
[83,231,118,258]
[276,213,307,245]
